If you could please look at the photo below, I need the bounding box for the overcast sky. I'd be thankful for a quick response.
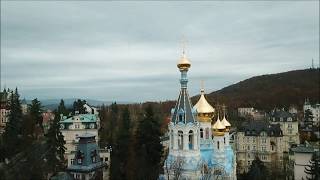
[1,1,319,102]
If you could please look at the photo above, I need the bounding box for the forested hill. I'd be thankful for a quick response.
[194,68,319,110]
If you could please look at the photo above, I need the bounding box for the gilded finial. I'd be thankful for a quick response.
[177,36,191,70]
[181,35,187,56]
[200,80,204,94]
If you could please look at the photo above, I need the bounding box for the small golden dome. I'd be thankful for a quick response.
[177,53,191,71]
[221,115,231,132]
[194,88,215,122]
[221,115,231,127]
[212,116,225,136]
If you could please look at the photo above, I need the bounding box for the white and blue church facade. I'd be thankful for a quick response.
[163,50,237,180]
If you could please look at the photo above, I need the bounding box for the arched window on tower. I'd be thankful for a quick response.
[200,128,203,138]
[205,128,209,139]
[178,131,183,150]
[224,137,225,144]
[188,130,194,150]
[179,115,183,122]
[217,141,220,150]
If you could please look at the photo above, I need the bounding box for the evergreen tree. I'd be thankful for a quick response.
[134,105,163,180]
[58,99,69,116]
[45,110,66,176]
[304,152,320,180]
[73,99,86,114]
[2,88,23,158]
[117,106,131,179]
[246,156,268,180]
[28,98,43,132]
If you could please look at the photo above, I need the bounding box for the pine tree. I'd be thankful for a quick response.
[134,105,163,180]
[246,156,268,180]
[58,99,69,116]
[2,88,23,158]
[118,106,131,179]
[28,98,43,134]
[73,99,86,114]
[304,152,320,180]
[45,110,66,176]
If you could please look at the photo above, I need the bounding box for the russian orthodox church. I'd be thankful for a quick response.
[163,49,237,180]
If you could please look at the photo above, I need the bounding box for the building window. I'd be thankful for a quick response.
[288,123,292,128]
[77,158,82,164]
[105,157,108,162]
[200,128,203,138]
[205,128,209,139]
[217,141,220,150]
[71,159,74,165]
[188,130,194,150]
[178,131,183,150]
[247,145,250,151]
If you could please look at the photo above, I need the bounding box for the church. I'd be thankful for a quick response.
[163,49,237,180]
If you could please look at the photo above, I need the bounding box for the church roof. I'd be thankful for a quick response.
[171,88,195,123]
[212,117,225,130]
[221,115,231,127]
[193,89,214,114]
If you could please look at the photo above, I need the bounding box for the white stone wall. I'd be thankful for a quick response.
[294,152,313,180]
[61,129,98,153]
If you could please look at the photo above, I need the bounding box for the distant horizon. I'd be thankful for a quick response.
[2,67,318,104]
[1,1,319,101]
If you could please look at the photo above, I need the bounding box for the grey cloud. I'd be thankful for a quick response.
[1,1,319,101]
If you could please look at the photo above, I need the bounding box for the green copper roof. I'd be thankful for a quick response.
[61,114,97,123]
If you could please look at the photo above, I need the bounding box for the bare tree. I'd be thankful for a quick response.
[164,155,185,180]
[200,161,213,180]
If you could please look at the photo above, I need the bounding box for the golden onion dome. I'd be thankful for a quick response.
[194,89,215,114]
[212,116,225,136]
[194,88,215,122]
[221,115,231,132]
[177,53,191,71]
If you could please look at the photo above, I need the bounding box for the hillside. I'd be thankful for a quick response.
[193,68,319,110]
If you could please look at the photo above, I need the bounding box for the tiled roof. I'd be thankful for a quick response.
[239,121,283,137]
[269,110,297,122]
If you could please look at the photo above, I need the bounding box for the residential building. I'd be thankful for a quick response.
[236,121,284,173]
[269,109,300,151]
[238,107,266,120]
[289,142,319,180]
[67,133,106,180]
[60,113,100,163]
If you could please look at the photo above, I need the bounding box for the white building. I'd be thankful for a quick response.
[290,142,319,180]
[83,103,99,115]
[303,99,320,126]
[60,112,109,169]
